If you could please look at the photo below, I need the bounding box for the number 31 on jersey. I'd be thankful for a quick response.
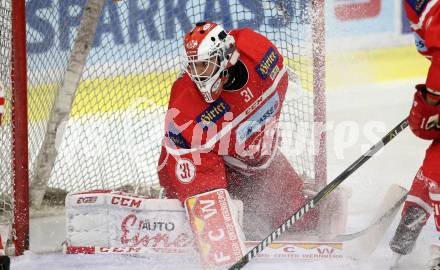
[240,87,254,102]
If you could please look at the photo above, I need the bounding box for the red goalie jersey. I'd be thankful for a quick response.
[404,0,440,99]
[157,27,289,202]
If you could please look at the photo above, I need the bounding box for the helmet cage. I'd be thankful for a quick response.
[182,24,236,103]
[184,50,223,83]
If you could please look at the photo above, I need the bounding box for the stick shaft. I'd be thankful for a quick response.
[229,118,409,270]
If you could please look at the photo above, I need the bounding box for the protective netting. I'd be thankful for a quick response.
[1,0,322,221]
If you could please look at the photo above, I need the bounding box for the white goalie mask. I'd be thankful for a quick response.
[182,22,239,103]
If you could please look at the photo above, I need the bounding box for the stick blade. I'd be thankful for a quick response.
[344,184,407,260]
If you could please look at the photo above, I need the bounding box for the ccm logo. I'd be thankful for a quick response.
[111,196,142,208]
[76,196,97,204]
[244,96,263,115]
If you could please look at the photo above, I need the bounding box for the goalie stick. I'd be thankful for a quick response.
[228,117,409,270]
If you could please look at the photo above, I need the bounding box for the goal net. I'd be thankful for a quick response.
[0,0,325,255]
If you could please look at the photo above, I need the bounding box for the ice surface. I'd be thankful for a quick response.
[11,78,438,269]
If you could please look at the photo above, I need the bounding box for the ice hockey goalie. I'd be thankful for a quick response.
[64,22,346,269]
[157,21,318,267]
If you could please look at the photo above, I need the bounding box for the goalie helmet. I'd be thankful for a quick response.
[183,22,239,103]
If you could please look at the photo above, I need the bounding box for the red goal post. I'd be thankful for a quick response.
[0,0,326,256]
[0,0,29,256]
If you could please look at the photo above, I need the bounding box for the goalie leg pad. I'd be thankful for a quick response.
[65,190,195,252]
[185,189,246,268]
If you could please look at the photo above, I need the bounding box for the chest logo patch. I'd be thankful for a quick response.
[196,98,230,129]
[236,93,280,145]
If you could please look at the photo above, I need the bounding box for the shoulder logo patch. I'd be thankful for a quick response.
[196,98,230,129]
[256,47,280,80]
[406,0,429,16]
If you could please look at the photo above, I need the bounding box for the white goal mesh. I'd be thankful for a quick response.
[0,0,325,255]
